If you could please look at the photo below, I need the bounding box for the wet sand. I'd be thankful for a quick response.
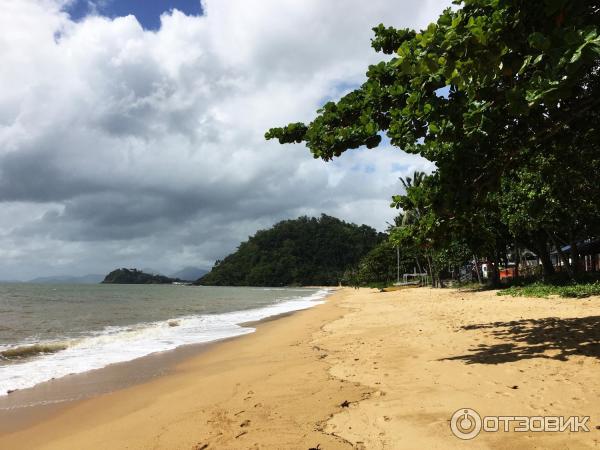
[0,337,233,433]
[0,309,310,434]
[2,287,600,449]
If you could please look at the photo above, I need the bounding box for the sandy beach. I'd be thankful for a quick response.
[2,287,600,449]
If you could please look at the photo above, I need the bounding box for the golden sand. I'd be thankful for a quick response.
[2,287,600,449]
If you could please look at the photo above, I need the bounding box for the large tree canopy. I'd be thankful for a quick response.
[266,0,600,281]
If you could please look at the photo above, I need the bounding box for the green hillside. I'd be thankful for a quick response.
[197,215,384,286]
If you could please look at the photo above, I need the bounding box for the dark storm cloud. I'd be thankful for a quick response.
[0,147,103,202]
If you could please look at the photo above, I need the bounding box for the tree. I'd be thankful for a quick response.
[398,171,425,192]
[397,170,426,227]
[266,0,600,282]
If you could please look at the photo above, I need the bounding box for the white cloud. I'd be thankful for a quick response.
[0,0,449,279]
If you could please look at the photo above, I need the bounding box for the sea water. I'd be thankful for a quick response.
[0,284,329,395]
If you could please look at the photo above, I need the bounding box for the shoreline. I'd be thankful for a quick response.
[0,335,235,434]
[0,288,361,449]
[0,285,332,397]
[2,287,600,449]
[0,296,332,435]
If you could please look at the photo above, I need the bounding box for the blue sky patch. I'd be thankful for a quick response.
[391,163,409,172]
[65,0,203,30]
[350,163,376,174]
[317,80,360,106]
[435,85,450,98]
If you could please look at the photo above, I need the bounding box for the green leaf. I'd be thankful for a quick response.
[528,32,550,51]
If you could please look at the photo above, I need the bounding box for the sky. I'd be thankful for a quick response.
[0,0,450,280]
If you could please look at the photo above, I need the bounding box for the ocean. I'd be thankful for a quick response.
[0,284,329,396]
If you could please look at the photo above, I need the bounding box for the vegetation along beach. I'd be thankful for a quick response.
[1,0,599,449]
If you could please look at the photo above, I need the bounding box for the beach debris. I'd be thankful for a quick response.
[234,410,245,416]
[308,445,321,450]
[340,400,350,408]
[6,389,16,394]
[240,419,251,427]
[168,320,180,327]
[511,385,519,389]
[234,431,247,439]
[194,444,209,450]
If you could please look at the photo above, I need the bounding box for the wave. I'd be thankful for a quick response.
[0,288,331,395]
[0,342,69,360]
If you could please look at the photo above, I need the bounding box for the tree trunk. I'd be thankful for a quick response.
[537,246,555,280]
[570,235,579,275]
[425,252,435,287]
[514,242,520,280]
[473,254,482,284]
[489,253,501,288]
[547,231,574,280]
[415,257,422,275]
[430,253,441,288]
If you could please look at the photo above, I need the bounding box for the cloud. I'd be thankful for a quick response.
[0,0,448,279]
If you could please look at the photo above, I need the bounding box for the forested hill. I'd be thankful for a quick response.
[102,268,178,284]
[196,215,385,286]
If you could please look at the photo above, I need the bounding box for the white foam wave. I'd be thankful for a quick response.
[0,289,330,395]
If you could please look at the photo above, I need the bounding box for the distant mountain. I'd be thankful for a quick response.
[102,268,179,284]
[170,267,208,281]
[27,274,105,284]
[197,214,385,287]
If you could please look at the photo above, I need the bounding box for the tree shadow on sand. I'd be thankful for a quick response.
[442,316,600,364]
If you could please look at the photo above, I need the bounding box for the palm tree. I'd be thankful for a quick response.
[398,170,425,191]
[395,170,437,284]
[398,171,426,227]
[386,212,404,232]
